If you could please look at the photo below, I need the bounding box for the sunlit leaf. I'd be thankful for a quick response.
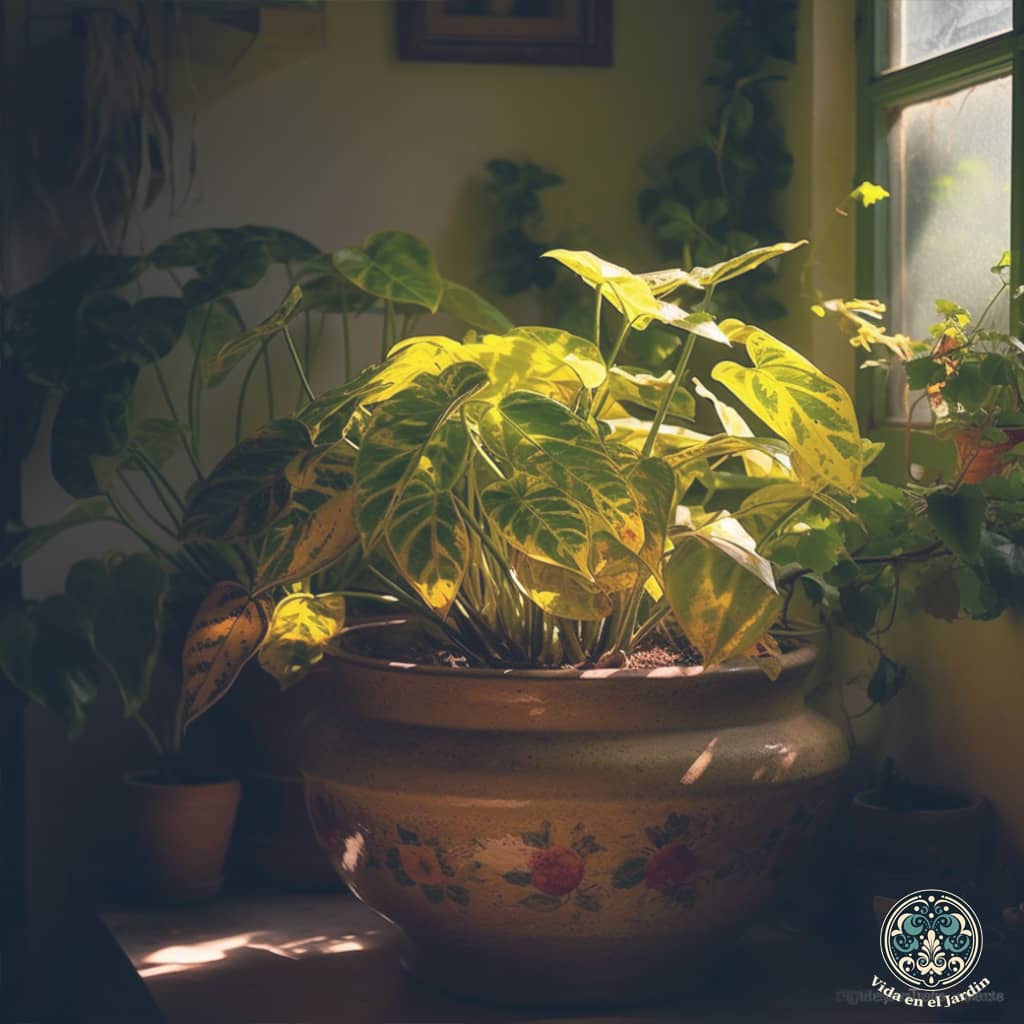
[603,366,695,421]
[542,249,663,327]
[513,554,613,621]
[181,581,272,727]
[386,477,469,614]
[257,592,346,689]
[690,240,807,287]
[481,474,592,576]
[692,377,788,477]
[255,443,360,591]
[664,535,783,668]
[712,324,862,494]
[508,326,607,388]
[355,363,488,551]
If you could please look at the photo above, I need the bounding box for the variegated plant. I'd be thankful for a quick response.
[181,238,872,685]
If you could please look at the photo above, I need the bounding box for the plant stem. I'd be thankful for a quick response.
[130,445,186,512]
[341,305,352,381]
[592,285,603,350]
[236,339,270,443]
[116,469,177,540]
[282,325,316,404]
[262,340,276,421]
[382,301,394,361]
[188,303,214,456]
[133,712,164,755]
[592,319,634,416]
[641,334,697,458]
[107,494,182,568]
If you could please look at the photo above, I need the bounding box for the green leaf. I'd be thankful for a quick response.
[355,363,488,552]
[652,305,732,346]
[439,280,513,333]
[690,240,807,287]
[695,197,729,225]
[926,486,985,561]
[638,267,705,296]
[866,656,907,704]
[512,554,613,621]
[237,225,320,264]
[333,231,443,313]
[254,443,360,591]
[181,581,273,727]
[257,592,346,689]
[664,534,783,668]
[92,554,168,715]
[507,326,606,389]
[978,530,1024,606]
[187,297,244,360]
[181,240,271,307]
[604,366,696,421]
[51,364,138,498]
[542,249,663,328]
[203,285,303,386]
[181,419,313,541]
[385,477,470,614]
[1,497,111,567]
[481,392,645,552]
[915,564,961,622]
[712,324,862,495]
[149,228,237,269]
[612,857,648,889]
[128,297,187,361]
[127,418,186,470]
[481,474,592,576]
[619,454,676,576]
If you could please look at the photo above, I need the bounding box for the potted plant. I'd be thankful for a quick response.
[172,236,886,1001]
[0,225,510,901]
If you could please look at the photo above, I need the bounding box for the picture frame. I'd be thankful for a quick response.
[396,0,613,67]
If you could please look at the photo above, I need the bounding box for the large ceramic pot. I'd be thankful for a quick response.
[301,632,847,1004]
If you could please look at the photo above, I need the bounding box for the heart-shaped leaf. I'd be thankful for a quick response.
[181,418,313,541]
[257,592,346,689]
[1,497,112,567]
[181,581,273,728]
[664,534,783,668]
[712,324,862,495]
[333,231,443,313]
[439,280,512,333]
[926,486,985,562]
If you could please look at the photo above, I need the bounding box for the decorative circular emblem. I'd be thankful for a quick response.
[880,889,983,991]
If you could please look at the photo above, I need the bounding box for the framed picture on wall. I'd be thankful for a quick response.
[396,0,613,67]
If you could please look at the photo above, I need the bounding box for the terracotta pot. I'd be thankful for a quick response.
[300,634,847,1004]
[848,786,989,919]
[125,773,241,903]
[954,426,1024,483]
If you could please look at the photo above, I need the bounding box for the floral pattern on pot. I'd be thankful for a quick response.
[384,824,474,907]
[495,821,605,913]
[612,812,710,907]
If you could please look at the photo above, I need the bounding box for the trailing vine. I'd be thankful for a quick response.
[638,0,798,321]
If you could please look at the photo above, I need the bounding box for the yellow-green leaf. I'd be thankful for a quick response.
[850,181,890,208]
[257,592,346,690]
[663,536,783,669]
[638,267,705,296]
[181,582,272,727]
[513,554,613,621]
[439,280,512,333]
[255,443,359,591]
[385,477,469,614]
[603,366,696,421]
[508,326,606,388]
[690,240,807,288]
[481,474,592,576]
[542,249,663,327]
[711,325,862,495]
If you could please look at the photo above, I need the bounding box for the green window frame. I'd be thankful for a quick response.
[855,0,1024,427]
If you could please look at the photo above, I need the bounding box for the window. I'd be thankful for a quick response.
[857,0,1020,423]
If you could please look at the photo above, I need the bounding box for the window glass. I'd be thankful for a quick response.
[886,0,1011,71]
[887,75,1012,417]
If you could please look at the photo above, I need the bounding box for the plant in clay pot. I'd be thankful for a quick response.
[176,235,901,1001]
[0,225,509,902]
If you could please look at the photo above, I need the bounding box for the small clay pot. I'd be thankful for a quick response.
[954,426,1024,483]
[125,772,241,903]
[848,785,989,927]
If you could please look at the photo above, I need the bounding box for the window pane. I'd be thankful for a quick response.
[887,75,1011,419]
[887,0,1012,71]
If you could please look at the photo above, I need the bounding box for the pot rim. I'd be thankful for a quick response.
[330,618,817,683]
[123,770,241,792]
[852,787,986,815]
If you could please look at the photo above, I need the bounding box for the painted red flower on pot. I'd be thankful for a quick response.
[644,843,701,895]
[529,846,584,896]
